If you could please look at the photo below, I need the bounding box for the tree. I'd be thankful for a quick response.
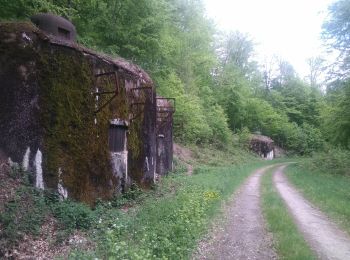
[270,59,296,89]
[1,0,331,152]
[322,0,350,77]
[306,56,326,88]
[321,81,350,148]
[156,72,212,144]
[0,0,72,20]
[321,0,350,148]
[216,31,256,76]
[261,55,280,91]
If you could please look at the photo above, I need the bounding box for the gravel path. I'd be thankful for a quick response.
[193,165,277,260]
[273,165,350,260]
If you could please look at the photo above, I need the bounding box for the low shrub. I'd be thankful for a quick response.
[172,157,188,174]
[97,186,219,259]
[0,166,95,251]
[0,186,48,250]
[51,200,94,230]
[304,148,350,175]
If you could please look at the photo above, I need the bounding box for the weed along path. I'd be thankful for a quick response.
[273,165,350,260]
[193,165,277,260]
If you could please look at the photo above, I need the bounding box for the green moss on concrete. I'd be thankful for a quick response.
[128,116,143,160]
[126,88,152,185]
[38,48,121,205]
[1,22,151,204]
[127,114,145,184]
[0,22,42,160]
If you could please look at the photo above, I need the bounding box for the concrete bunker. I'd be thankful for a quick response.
[156,97,175,177]
[30,13,77,41]
[0,18,173,205]
[250,134,274,160]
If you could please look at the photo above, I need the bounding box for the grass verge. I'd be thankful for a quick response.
[261,168,315,260]
[285,163,350,235]
[70,161,277,259]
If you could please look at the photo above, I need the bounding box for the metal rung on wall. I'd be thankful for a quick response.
[93,71,120,114]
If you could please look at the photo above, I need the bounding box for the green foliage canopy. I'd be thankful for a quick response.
[1,0,348,153]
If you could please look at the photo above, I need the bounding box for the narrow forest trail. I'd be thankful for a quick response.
[273,165,350,260]
[193,165,277,260]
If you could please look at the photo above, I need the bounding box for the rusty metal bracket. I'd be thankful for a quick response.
[129,102,146,122]
[94,93,117,114]
[93,71,120,114]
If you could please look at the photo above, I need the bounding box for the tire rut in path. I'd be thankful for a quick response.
[193,165,277,260]
[273,165,350,260]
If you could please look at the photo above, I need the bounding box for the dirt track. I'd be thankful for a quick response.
[193,165,277,260]
[194,163,350,260]
[274,165,350,260]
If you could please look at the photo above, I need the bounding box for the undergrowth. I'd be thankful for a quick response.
[185,143,258,167]
[302,148,350,176]
[70,162,274,259]
[0,167,94,254]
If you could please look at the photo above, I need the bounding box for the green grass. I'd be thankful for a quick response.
[71,161,279,259]
[188,144,258,167]
[285,163,350,235]
[261,168,315,260]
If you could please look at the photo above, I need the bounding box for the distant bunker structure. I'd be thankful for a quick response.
[156,97,175,177]
[250,134,274,160]
[0,15,174,205]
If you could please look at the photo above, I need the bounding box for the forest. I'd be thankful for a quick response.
[1,0,349,155]
[1,1,350,259]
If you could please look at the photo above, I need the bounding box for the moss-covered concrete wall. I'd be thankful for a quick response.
[0,23,42,165]
[125,79,157,187]
[0,22,158,204]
